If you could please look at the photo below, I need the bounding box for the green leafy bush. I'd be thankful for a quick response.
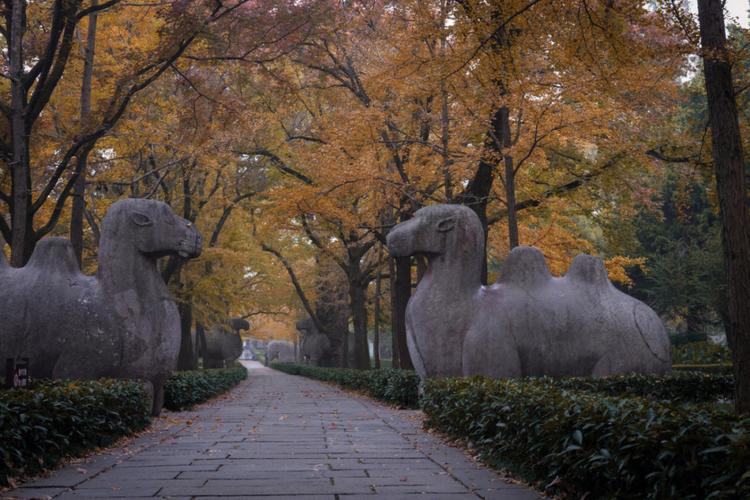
[672,341,732,365]
[422,377,750,499]
[271,363,419,408]
[0,379,150,486]
[673,363,734,374]
[551,371,734,402]
[164,363,247,411]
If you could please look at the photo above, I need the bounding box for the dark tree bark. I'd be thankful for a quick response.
[373,251,382,369]
[70,1,98,265]
[176,290,196,370]
[393,256,413,370]
[456,106,504,284]
[349,278,370,369]
[697,0,750,414]
[9,0,32,268]
[389,256,400,368]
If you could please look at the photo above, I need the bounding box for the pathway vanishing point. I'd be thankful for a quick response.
[5,362,543,500]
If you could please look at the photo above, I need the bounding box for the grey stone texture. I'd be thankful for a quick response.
[297,318,331,366]
[5,361,541,499]
[386,204,671,379]
[0,199,202,414]
[204,318,248,369]
[265,340,295,365]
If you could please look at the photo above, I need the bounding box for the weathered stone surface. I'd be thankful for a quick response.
[204,318,248,368]
[386,204,671,379]
[265,340,295,364]
[0,199,202,414]
[297,318,331,366]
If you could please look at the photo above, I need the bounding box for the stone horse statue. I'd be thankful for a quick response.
[386,204,671,380]
[204,318,249,368]
[0,199,202,414]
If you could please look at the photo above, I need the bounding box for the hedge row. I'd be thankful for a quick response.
[271,363,420,408]
[672,341,731,365]
[551,371,734,402]
[0,379,150,486]
[673,363,734,374]
[422,377,750,499]
[163,363,247,411]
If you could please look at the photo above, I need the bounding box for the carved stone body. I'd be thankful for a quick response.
[386,204,671,379]
[204,318,248,368]
[265,340,295,365]
[296,318,331,366]
[0,199,202,414]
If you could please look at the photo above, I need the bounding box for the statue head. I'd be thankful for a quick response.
[387,204,484,260]
[103,199,202,259]
[230,317,250,332]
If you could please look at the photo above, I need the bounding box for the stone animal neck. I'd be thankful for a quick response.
[97,235,170,299]
[417,246,482,300]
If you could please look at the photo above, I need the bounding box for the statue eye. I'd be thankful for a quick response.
[437,217,456,233]
[130,212,153,227]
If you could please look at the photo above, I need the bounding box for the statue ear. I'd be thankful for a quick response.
[130,211,154,227]
[437,216,456,233]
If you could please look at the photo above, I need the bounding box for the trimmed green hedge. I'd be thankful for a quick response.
[551,371,734,402]
[0,379,150,486]
[422,377,750,499]
[271,363,420,408]
[672,341,731,365]
[673,363,734,374]
[164,363,247,411]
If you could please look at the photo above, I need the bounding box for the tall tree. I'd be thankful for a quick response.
[696,0,750,413]
[0,0,251,266]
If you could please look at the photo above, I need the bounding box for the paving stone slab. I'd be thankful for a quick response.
[5,361,542,499]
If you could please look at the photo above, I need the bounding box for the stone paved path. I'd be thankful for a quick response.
[5,362,542,499]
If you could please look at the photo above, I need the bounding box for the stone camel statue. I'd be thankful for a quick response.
[296,318,331,366]
[204,318,249,368]
[0,199,202,415]
[265,340,295,365]
[386,204,671,380]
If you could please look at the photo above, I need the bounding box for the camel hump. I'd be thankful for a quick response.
[566,254,610,287]
[27,237,81,275]
[497,246,552,286]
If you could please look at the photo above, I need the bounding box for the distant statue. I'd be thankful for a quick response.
[204,318,249,368]
[0,199,202,415]
[296,318,331,366]
[386,204,671,380]
[265,340,295,365]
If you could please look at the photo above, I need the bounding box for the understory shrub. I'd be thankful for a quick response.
[164,363,247,411]
[422,377,750,499]
[672,341,731,365]
[272,363,420,408]
[672,363,734,374]
[0,379,150,486]
[551,371,734,402]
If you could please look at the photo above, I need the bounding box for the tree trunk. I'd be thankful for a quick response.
[195,323,207,367]
[9,0,32,267]
[457,106,505,284]
[349,279,370,369]
[394,256,413,370]
[70,1,98,265]
[697,0,750,414]
[500,107,518,249]
[176,293,196,370]
[505,154,518,248]
[373,255,382,369]
[389,256,400,368]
